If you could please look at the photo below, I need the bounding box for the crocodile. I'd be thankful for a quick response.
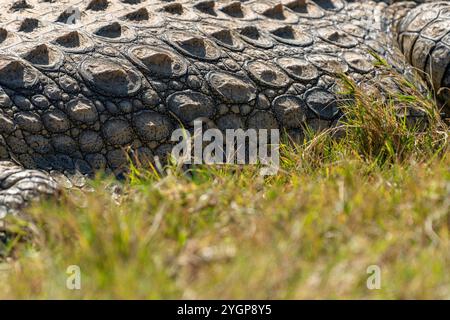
[0,0,449,218]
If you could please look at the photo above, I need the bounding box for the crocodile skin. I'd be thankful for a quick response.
[0,0,449,216]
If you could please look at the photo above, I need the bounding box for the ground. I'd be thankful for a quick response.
[0,71,449,299]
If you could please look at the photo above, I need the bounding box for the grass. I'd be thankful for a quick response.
[0,67,449,299]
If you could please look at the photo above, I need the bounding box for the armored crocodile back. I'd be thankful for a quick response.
[0,0,449,214]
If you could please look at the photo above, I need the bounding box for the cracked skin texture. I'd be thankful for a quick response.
[0,0,449,216]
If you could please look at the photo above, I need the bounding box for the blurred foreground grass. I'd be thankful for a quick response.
[0,69,449,299]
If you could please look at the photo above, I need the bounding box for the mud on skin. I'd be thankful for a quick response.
[0,0,449,216]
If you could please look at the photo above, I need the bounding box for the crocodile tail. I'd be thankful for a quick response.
[393,1,450,115]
